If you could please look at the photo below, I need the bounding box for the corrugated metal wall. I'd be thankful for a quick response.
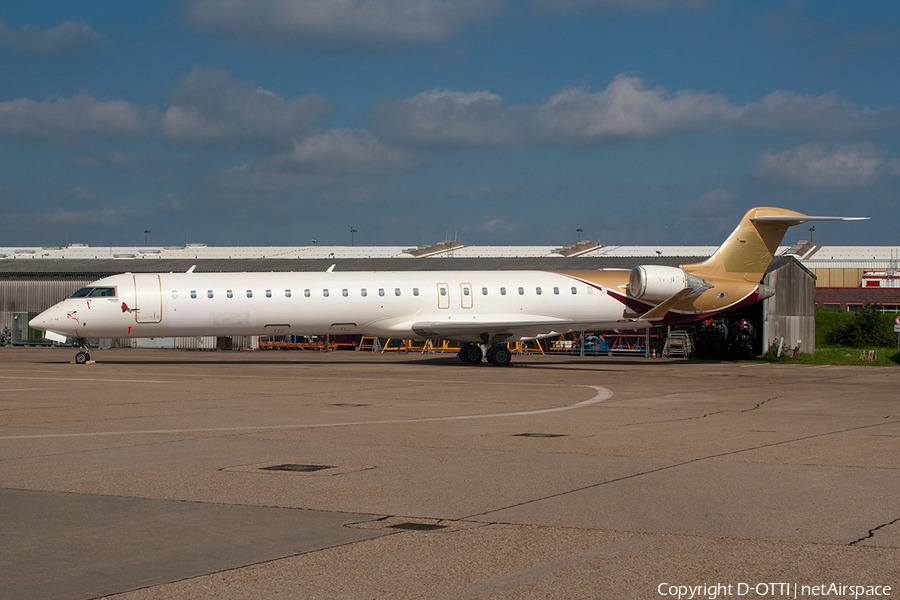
[809,268,867,288]
[0,279,91,333]
[763,261,817,354]
[0,279,91,311]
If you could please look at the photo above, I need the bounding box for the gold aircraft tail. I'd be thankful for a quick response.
[682,207,866,285]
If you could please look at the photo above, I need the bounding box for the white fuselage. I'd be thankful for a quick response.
[29,270,634,343]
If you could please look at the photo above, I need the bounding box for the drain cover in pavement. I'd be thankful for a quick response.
[389,522,448,531]
[261,464,334,472]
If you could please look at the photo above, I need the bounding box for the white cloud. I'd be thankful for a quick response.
[371,75,737,146]
[278,129,416,175]
[752,143,888,188]
[0,94,144,145]
[370,75,900,148]
[738,91,899,137]
[370,89,522,146]
[530,0,712,16]
[0,19,107,54]
[63,186,98,208]
[2,206,138,231]
[70,150,130,170]
[447,183,523,201]
[531,76,737,144]
[478,217,530,238]
[161,69,331,150]
[683,188,735,216]
[187,0,504,51]
[203,129,415,199]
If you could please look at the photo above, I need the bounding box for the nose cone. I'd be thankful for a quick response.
[28,311,48,331]
[29,306,71,343]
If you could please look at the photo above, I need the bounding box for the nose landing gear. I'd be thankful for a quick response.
[73,338,93,364]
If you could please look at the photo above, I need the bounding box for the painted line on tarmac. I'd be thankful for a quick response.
[0,385,612,440]
[0,376,173,384]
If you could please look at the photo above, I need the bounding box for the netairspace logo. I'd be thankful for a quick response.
[657,582,893,599]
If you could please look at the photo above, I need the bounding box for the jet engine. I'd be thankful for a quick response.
[627,265,712,302]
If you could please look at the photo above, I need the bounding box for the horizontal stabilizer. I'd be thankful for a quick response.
[751,215,868,223]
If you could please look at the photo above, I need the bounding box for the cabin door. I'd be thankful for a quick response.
[133,274,162,323]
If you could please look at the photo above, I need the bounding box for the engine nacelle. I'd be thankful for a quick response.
[628,265,711,302]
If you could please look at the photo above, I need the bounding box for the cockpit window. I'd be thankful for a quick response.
[72,286,116,298]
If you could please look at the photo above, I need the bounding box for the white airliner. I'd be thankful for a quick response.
[29,207,865,365]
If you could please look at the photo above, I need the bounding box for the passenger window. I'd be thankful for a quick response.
[500,287,506,295]
[440,288,446,296]
[587,286,593,294]
[536,287,542,295]
[518,287,524,295]
[323,289,329,297]
[482,287,488,295]
[247,290,253,298]
[571,287,577,295]
[553,287,560,295]
[207,290,214,298]
[413,288,419,296]
[304,289,310,297]
[463,287,470,296]
[361,288,367,297]
[379,288,385,297]
[342,289,348,297]
[227,290,233,298]
[285,289,291,298]
[265,289,272,298]
[171,290,178,299]
[394,288,401,296]
[190,290,197,299]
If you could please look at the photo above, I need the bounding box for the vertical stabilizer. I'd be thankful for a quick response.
[682,207,865,285]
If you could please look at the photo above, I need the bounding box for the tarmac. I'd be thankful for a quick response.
[0,347,898,600]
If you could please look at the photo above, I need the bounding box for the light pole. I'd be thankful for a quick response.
[350,227,357,247]
[809,226,815,244]
[144,230,151,246]
[576,228,583,243]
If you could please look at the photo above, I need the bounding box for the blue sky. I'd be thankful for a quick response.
[1,0,898,248]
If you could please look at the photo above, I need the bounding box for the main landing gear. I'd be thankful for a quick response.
[457,343,512,367]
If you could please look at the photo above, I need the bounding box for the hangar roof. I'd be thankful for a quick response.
[0,242,895,279]
[0,256,707,278]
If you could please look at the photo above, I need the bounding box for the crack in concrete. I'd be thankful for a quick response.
[741,396,779,412]
[623,410,726,426]
[849,516,900,546]
[465,417,900,522]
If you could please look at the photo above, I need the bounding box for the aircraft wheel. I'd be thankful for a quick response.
[75,351,89,364]
[489,346,511,367]
[458,344,483,364]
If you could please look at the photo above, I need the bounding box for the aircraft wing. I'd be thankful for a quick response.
[411,287,692,340]
[411,318,635,341]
